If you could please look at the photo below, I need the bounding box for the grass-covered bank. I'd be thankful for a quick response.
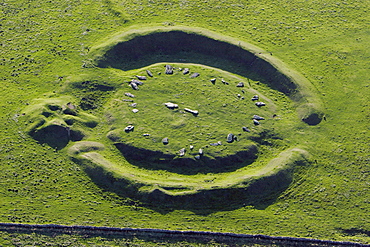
[0,0,369,245]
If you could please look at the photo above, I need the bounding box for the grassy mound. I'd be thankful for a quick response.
[23,96,99,149]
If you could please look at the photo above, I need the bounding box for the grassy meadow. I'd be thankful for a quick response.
[0,0,369,245]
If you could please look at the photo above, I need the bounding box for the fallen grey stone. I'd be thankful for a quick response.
[184,108,199,115]
[242,126,251,132]
[222,79,229,85]
[165,65,173,74]
[255,102,266,107]
[253,119,260,125]
[130,103,137,107]
[162,137,169,145]
[183,68,189,75]
[130,82,139,90]
[227,133,234,143]
[143,133,150,137]
[165,102,178,109]
[236,82,244,87]
[125,125,134,132]
[190,72,200,78]
[132,109,139,113]
[251,95,259,101]
[124,92,135,98]
[253,115,265,120]
[131,79,144,85]
[146,70,153,77]
[210,78,216,84]
[179,148,186,156]
[194,155,201,160]
[136,75,147,80]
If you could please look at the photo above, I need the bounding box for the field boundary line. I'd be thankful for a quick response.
[0,222,368,246]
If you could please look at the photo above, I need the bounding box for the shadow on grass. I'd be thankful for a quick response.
[113,142,258,175]
[31,125,84,150]
[0,224,328,247]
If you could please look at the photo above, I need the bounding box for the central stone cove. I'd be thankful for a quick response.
[106,63,288,174]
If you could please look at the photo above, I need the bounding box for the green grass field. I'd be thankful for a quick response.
[0,0,369,245]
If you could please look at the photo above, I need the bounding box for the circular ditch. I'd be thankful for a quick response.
[25,27,322,210]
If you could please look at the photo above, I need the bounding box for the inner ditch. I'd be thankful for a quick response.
[95,30,298,96]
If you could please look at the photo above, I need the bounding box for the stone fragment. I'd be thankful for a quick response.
[146,70,153,77]
[143,133,150,137]
[162,137,169,145]
[253,115,265,120]
[242,126,251,132]
[190,145,194,150]
[165,102,178,109]
[255,102,266,107]
[222,79,229,85]
[210,141,222,146]
[129,103,137,107]
[132,109,139,113]
[183,68,189,75]
[194,155,201,160]
[199,148,203,155]
[236,82,244,87]
[251,95,259,101]
[124,92,135,98]
[184,108,199,115]
[66,102,76,110]
[227,133,234,143]
[136,75,147,80]
[253,119,260,125]
[125,125,134,132]
[179,148,186,156]
[165,65,173,74]
[190,72,200,78]
[210,78,216,84]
